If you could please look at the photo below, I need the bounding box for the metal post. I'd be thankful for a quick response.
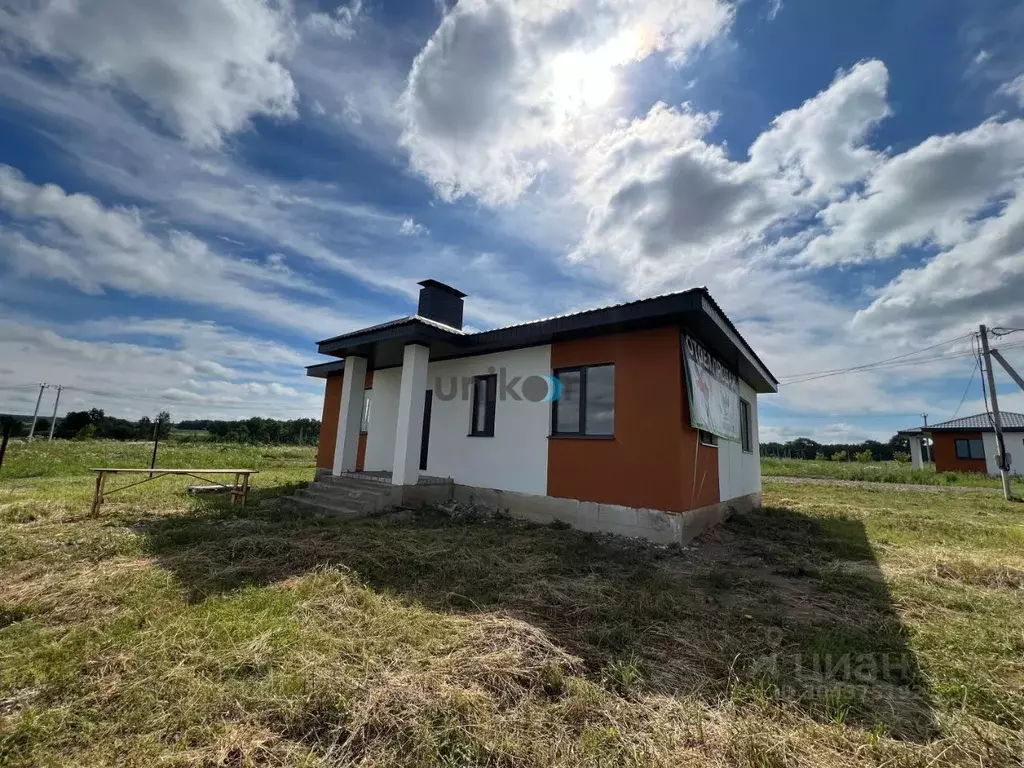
[0,421,12,471]
[47,385,62,441]
[149,415,163,479]
[980,325,1014,501]
[27,383,47,441]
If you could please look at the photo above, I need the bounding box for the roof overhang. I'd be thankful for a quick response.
[307,287,778,393]
[305,360,346,379]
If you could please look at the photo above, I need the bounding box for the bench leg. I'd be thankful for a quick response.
[91,472,106,517]
[241,473,250,507]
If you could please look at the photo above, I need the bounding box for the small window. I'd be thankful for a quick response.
[469,374,496,437]
[955,438,985,460]
[360,389,372,433]
[700,430,718,447]
[552,364,615,437]
[740,398,753,453]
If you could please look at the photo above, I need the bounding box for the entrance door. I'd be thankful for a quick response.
[419,389,432,471]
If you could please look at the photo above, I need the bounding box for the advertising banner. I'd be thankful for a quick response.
[683,335,740,441]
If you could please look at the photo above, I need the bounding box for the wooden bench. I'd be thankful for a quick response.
[89,468,257,516]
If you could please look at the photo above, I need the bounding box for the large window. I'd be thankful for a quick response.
[552,364,615,437]
[955,438,985,460]
[469,374,496,437]
[740,398,753,453]
[360,389,372,433]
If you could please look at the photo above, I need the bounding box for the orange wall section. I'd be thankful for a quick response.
[316,370,374,471]
[547,326,720,513]
[932,431,988,473]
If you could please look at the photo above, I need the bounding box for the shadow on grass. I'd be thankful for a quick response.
[141,486,938,741]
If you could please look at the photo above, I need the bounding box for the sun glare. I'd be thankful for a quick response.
[551,51,617,112]
[549,27,651,119]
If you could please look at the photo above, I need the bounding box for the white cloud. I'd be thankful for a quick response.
[399,0,735,204]
[0,313,323,420]
[798,119,1024,266]
[570,60,890,291]
[853,186,1024,335]
[0,0,298,147]
[747,59,889,200]
[998,73,1024,107]
[399,217,428,236]
[303,0,363,40]
[0,165,363,336]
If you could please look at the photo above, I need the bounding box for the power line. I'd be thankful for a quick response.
[779,333,973,383]
[779,339,1024,387]
[951,358,980,420]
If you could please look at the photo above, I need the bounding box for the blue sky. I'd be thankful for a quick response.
[1,0,1024,442]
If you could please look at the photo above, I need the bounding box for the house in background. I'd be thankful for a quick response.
[305,280,777,543]
[900,413,1024,476]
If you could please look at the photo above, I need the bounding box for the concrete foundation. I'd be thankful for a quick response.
[447,485,759,545]
[310,469,756,543]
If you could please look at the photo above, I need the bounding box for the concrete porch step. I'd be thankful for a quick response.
[291,495,368,518]
[294,488,377,512]
[315,475,395,491]
[288,474,401,519]
[303,483,391,502]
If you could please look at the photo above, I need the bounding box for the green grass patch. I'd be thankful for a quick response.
[0,444,1022,766]
[762,456,1024,490]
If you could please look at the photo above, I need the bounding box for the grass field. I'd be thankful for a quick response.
[762,456,1024,490]
[2,442,1023,766]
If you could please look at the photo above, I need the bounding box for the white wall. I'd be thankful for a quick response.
[983,431,1024,476]
[361,346,552,494]
[424,346,551,495]
[363,367,401,472]
[718,380,761,501]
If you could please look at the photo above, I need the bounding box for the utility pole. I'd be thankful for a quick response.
[47,385,63,441]
[921,413,930,463]
[979,325,1014,501]
[27,383,47,441]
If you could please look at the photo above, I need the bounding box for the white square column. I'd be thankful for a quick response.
[332,355,367,475]
[909,436,923,469]
[392,343,429,486]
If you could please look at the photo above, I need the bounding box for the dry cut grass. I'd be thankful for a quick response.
[1,447,1023,767]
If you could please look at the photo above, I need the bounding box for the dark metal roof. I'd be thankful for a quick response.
[307,286,778,393]
[306,360,346,378]
[900,412,1024,434]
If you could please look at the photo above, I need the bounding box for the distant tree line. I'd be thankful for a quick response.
[1,412,320,445]
[56,409,173,440]
[1,409,172,440]
[175,417,320,445]
[760,434,912,462]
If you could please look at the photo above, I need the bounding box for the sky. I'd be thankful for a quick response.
[1,0,1024,443]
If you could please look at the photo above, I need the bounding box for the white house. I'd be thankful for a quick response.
[305,280,778,543]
